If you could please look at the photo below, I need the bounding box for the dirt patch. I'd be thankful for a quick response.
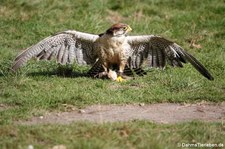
[18,102,225,125]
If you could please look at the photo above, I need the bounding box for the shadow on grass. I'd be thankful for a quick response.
[0,73,4,78]
[27,70,112,80]
[27,69,88,78]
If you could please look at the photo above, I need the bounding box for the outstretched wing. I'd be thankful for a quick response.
[12,30,99,71]
[127,35,214,80]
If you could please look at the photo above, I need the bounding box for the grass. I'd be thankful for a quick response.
[0,0,225,148]
[0,121,225,149]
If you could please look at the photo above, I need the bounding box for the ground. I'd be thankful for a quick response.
[18,102,225,125]
[0,0,225,149]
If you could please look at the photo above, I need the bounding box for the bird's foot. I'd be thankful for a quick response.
[116,76,125,82]
[116,72,127,82]
[94,71,128,82]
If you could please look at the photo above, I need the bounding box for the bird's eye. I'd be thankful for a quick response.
[123,26,128,30]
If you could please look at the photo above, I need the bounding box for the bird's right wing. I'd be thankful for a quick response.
[12,30,99,71]
[127,35,214,80]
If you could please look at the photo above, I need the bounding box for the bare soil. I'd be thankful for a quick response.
[18,102,225,125]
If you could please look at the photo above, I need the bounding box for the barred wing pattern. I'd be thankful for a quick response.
[127,35,214,80]
[12,30,99,71]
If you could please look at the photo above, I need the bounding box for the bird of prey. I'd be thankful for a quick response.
[12,23,214,81]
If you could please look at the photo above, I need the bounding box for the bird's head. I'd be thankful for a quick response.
[106,23,132,37]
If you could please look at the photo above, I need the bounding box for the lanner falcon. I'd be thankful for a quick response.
[12,23,214,81]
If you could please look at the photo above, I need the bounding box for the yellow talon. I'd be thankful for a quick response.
[116,76,124,82]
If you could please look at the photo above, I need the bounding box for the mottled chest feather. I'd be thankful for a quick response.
[96,35,130,63]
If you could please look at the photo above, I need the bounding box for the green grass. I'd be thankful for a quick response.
[0,0,225,148]
[1,121,225,149]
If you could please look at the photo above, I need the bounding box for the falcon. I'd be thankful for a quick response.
[12,23,214,81]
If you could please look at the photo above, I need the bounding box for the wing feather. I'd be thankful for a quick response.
[48,45,61,60]
[152,47,158,67]
[127,35,214,80]
[62,46,69,65]
[12,30,99,71]
[57,44,65,64]
[146,43,153,67]
[68,44,75,63]
[42,46,55,60]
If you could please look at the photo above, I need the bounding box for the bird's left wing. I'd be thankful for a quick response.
[12,30,99,71]
[126,35,214,80]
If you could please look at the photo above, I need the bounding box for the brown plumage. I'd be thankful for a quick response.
[12,23,214,81]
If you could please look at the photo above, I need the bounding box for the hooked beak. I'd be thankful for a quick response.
[127,25,132,32]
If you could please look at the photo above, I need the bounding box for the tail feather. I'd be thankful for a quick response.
[87,62,147,78]
[87,60,104,77]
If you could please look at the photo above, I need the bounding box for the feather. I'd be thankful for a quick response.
[62,47,69,64]
[152,47,158,67]
[68,44,75,63]
[12,30,98,71]
[48,45,61,60]
[182,50,214,80]
[42,46,56,60]
[146,43,153,67]
[127,35,214,80]
[57,44,65,64]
